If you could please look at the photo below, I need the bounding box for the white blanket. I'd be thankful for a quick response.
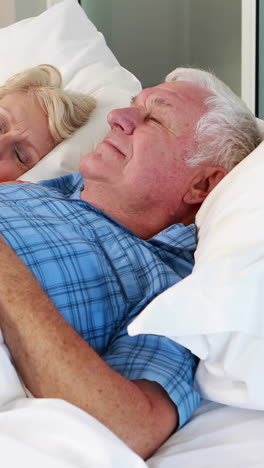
[0,331,146,468]
[147,400,264,468]
[2,331,264,467]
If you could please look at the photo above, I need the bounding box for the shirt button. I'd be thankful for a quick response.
[15,200,29,207]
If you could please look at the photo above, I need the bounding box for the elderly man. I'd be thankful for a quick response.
[0,68,261,459]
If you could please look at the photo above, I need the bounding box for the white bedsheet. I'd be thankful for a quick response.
[147,399,264,467]
[1,329,264,467]
[0,331,146,467]
[0,398,146,468]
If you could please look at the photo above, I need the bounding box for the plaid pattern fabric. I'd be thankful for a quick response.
[0,173,200,427]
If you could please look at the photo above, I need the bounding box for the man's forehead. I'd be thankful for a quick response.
[133,80,210,108]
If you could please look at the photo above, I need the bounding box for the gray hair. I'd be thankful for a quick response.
[165,67,262,171]
[0,64,96,144]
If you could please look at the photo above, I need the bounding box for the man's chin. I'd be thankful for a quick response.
[80,150,101,162]
[79,151,102,176]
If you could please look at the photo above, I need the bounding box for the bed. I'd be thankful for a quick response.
[1,1,264,466]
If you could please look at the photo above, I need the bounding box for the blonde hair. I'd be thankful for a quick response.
[0,64,96,144]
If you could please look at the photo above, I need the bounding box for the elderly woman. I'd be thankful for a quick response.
[0,64,96,181]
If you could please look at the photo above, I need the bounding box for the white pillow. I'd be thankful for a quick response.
[0,0,141,181]
[129,140,264,410]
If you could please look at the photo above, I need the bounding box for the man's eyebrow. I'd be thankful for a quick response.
[151,98,173,108]
[130,95,172,109]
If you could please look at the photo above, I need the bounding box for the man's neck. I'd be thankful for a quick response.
[81,183,196,239]
[81,184,167,239]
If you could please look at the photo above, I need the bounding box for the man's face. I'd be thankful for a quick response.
[80,81,209,222]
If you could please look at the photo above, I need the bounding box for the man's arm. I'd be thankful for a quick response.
[0,236,177,459]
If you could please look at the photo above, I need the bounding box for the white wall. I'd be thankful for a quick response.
[110,0,190,87]
[189,0,241,95]
[46,0,62,6]
[81,0,241,92]
[1,0,242,96]
[15,0,47,21]
[81,0,191,88]
[0,0,16,27]
[0,0,51,27]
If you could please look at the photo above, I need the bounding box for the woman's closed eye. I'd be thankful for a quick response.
[14,145,31,166]
[0,117,8,134]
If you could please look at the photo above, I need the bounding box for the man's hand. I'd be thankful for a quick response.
[0,236,178,459]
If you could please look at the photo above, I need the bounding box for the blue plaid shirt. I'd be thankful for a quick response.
[0,173,199,427]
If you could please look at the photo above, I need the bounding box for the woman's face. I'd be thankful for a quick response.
[0,92,55,181]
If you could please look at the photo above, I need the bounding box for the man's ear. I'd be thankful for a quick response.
[183,166,228,205]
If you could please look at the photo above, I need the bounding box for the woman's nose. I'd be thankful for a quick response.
[0,133,13,159]
[107,107,144,135]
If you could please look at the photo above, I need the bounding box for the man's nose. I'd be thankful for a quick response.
[107,107,144,135]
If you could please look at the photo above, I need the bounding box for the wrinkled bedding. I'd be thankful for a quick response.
[0,331,145,468]
[1,331,264,467]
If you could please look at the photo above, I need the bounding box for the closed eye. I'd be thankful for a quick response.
[145,114,161,124]
[0,116,8,134]
[14,148,24,164]
[14,145,31,166]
